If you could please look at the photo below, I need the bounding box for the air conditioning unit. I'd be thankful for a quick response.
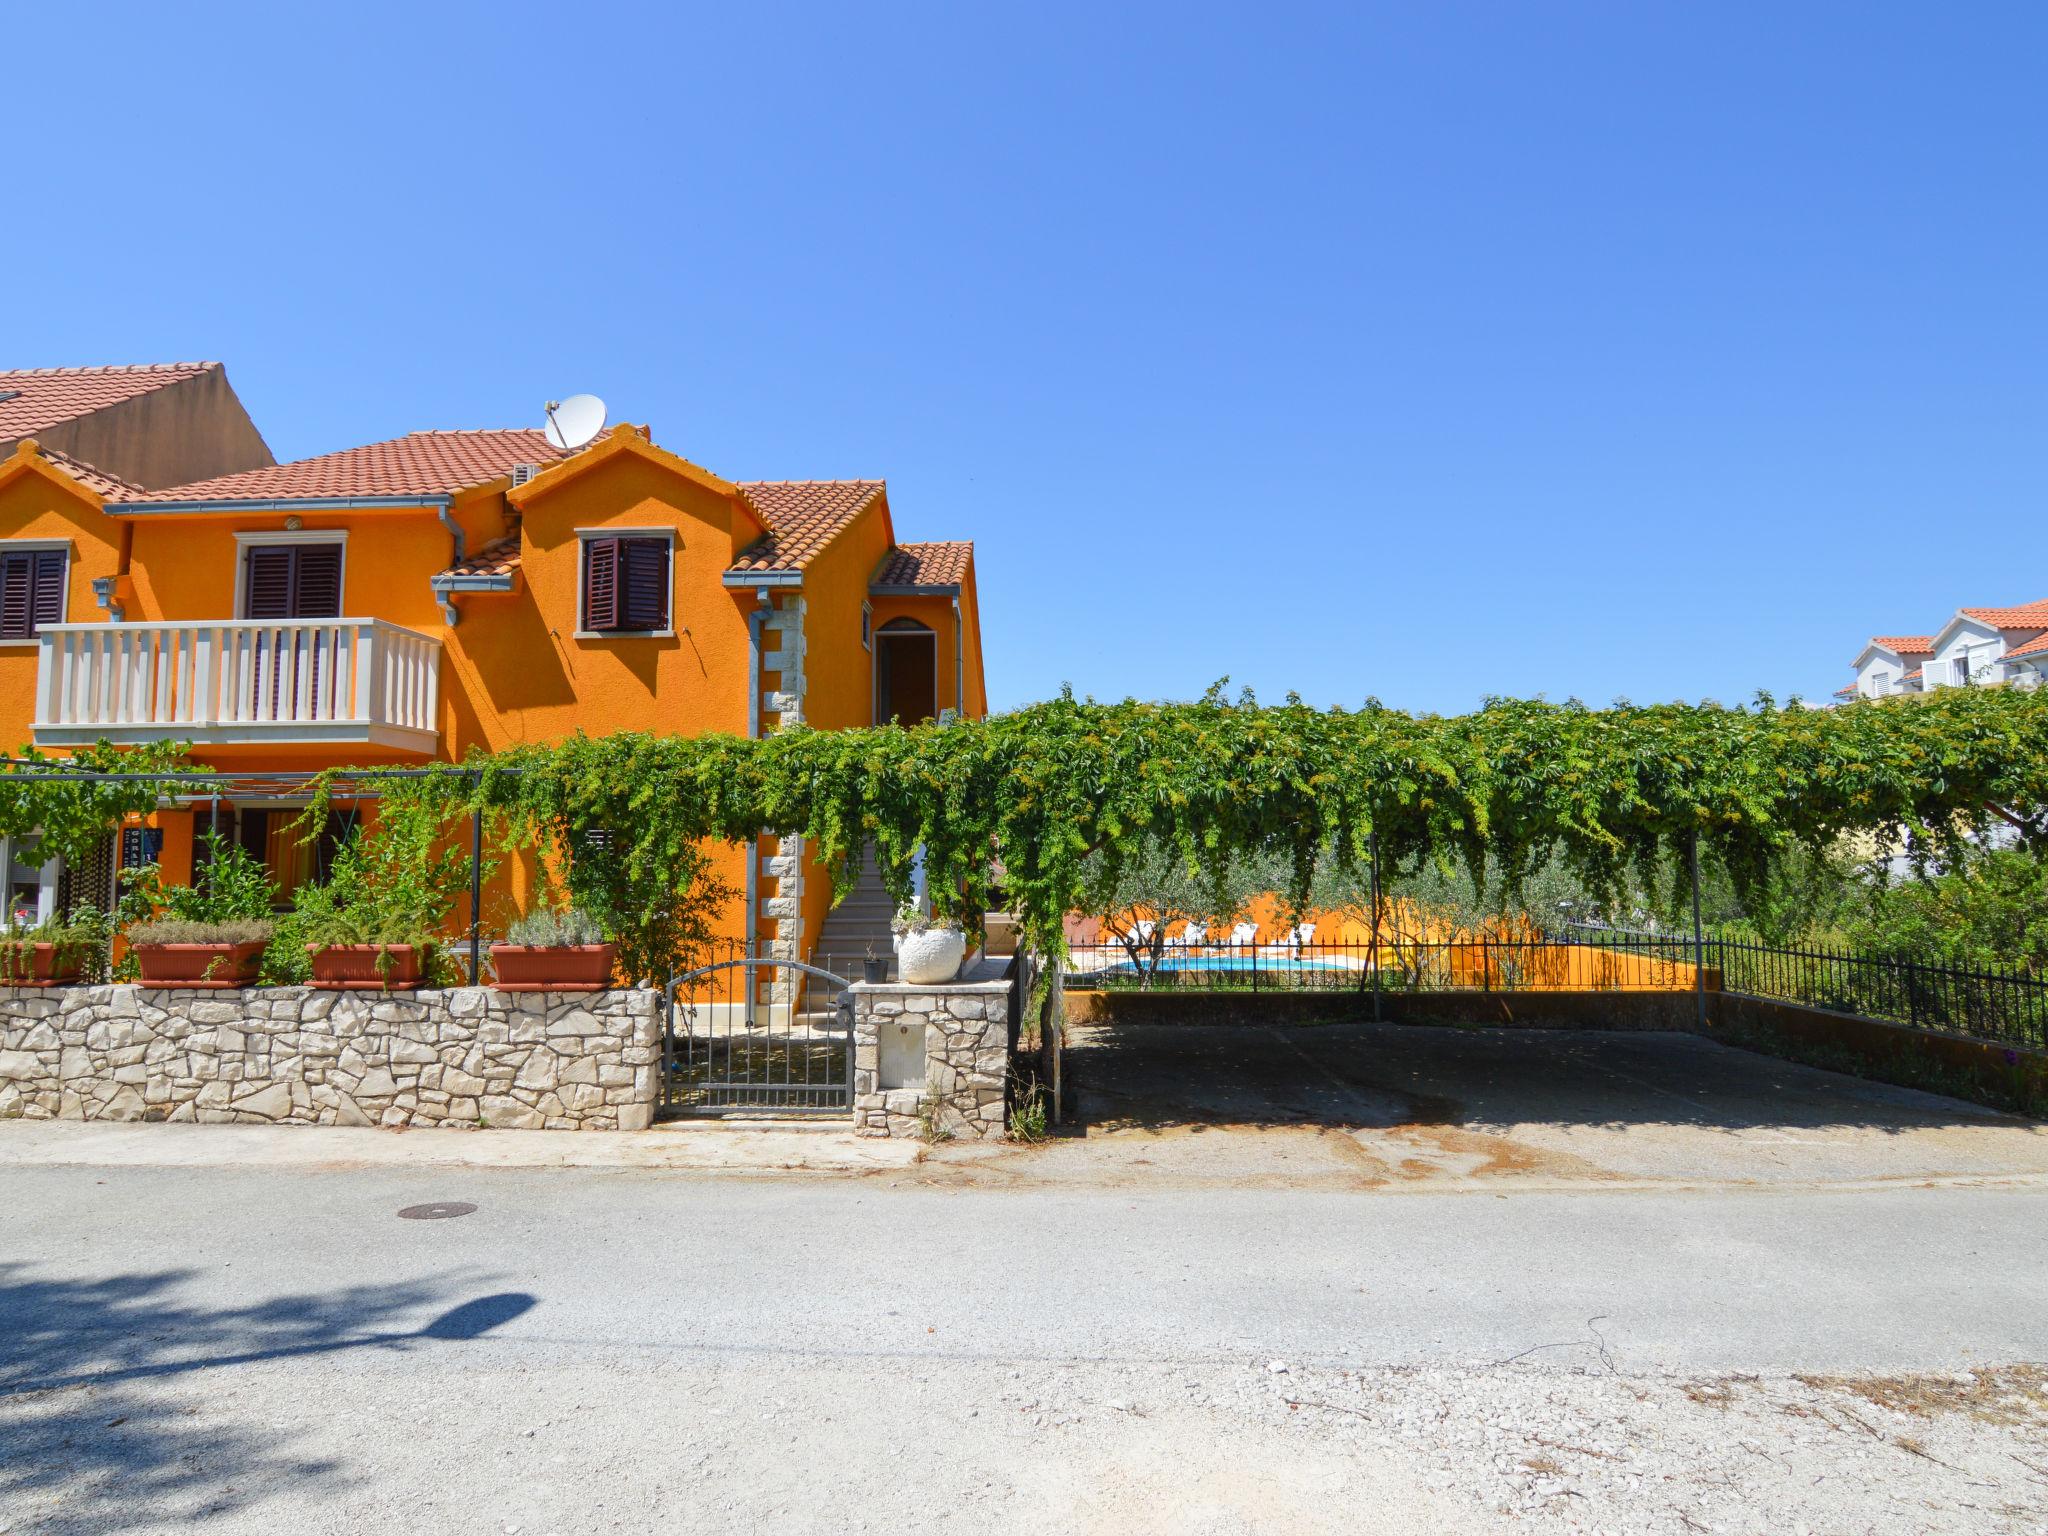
[510,463,543,487]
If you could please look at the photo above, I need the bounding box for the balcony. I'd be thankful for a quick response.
[32,619,441,753]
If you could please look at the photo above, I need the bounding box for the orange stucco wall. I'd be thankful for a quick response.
[0,459,127,752]
[4,429,989,958]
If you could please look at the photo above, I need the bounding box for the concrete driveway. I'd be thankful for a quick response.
[931,1020,2048,1191]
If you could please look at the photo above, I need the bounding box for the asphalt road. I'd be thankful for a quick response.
[7,1024,2048,1533]
[7,1161,2048,1533]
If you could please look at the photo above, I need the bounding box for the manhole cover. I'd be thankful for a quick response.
[397,1202,477,1221]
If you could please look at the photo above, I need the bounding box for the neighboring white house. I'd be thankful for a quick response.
[1841,602,2048,701]
[1842,634,1933,700]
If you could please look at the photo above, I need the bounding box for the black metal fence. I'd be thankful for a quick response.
[1061,927,2048,1051]
[1059,933,1699,995]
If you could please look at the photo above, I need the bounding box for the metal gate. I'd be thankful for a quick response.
[662,954,855,1116]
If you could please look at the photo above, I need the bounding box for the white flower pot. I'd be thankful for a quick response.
[895,926,966,985]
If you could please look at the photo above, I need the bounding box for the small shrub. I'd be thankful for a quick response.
[892,906,962,937]
[0,907,112,982]
[122,918,275,947]
[119,828,279,935]
[504,906,609,946]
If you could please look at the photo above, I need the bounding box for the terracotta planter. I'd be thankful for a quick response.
[307,943,424,991]
[489,942,617,993]
[0,942,89,988]
[131,941,266,990]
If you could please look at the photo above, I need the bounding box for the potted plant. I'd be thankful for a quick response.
[490,907,616,992]
[123,918,273,988]
[0,908,111,988]
[891,906,966,985]
[120,830,279,989]
[294,812,465,992]
[862,941,890,985]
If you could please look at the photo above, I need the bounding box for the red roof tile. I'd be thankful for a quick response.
[1867,634,1933,655]
[37,445,143,499]
[436,535,522,582]
[2004,632,2048,662]
[0,362,219,439]
[1956,601,2048,630]
[727,481,885,572]
[871,541,973,588]
[119,429,566,505]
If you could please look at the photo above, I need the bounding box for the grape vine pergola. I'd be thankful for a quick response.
[4,686,2045,984]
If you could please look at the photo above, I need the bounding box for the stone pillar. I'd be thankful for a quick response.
[850,957,1012,1139]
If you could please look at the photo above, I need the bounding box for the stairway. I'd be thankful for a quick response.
[810,856,899,981]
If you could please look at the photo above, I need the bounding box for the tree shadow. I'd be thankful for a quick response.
[0,1264,534,1535]
[1064,1020,2041,1135]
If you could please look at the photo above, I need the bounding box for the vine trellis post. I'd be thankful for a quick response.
[1689,828,1706,1029]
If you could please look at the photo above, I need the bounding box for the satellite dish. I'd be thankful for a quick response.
[543,394,607,451]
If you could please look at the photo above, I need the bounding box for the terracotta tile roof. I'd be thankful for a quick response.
[118,429,566,505]
[0,362,218,439]
[37,445,143,499]
[1868,635,1934,655]
[727,481,885,572]
[872,541,973,589]
[2004,632,2048,662]
[1958,601,2048,630]
[436,535,522,582]
[1903,667,1924,682]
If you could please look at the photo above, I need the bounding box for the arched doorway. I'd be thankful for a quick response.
[873,618,938,725]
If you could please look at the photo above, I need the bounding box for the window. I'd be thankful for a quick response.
[861,602,873,651]
[581,534,672,633]
[241,542,343,619]
[1956,649,1977,686]
[0,547,66,639]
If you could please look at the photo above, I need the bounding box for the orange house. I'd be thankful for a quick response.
[0,366,986,976]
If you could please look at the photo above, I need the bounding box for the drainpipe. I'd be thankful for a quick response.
[744,590,773,999]
[952,598,964,718]
[435,508,466,627]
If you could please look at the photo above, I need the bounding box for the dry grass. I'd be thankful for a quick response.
[1796,1364,2048,1429]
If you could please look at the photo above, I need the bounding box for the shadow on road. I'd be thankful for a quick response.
[0,1264,534,1534]
[1065,1020,2031,1135]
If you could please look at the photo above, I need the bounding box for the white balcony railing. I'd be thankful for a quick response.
[33,619,441,752]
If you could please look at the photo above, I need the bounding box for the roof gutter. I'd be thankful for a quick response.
[722,570,803,589]
[869,582,960,597]
[109,493,457,516]
[433,507,468,627]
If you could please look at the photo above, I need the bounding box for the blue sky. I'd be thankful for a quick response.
[13,2,2044,714]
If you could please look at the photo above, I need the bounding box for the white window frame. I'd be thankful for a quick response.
[861,601,873,652]
[0,539,73,647]
[573,527,677,639]
[0,834,61,925]
[231,529,350,620]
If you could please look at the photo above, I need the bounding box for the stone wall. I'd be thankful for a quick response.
[0,986,660,1131]
[851,958,1013,1139]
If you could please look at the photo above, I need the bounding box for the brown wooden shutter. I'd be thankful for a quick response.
[0,553,32,639]
[243,544,343,619]
[243,547,295,619]
[29,551,64,632]
[583,538,620,630]
[292,545,343,617]
[619,538,669,631]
